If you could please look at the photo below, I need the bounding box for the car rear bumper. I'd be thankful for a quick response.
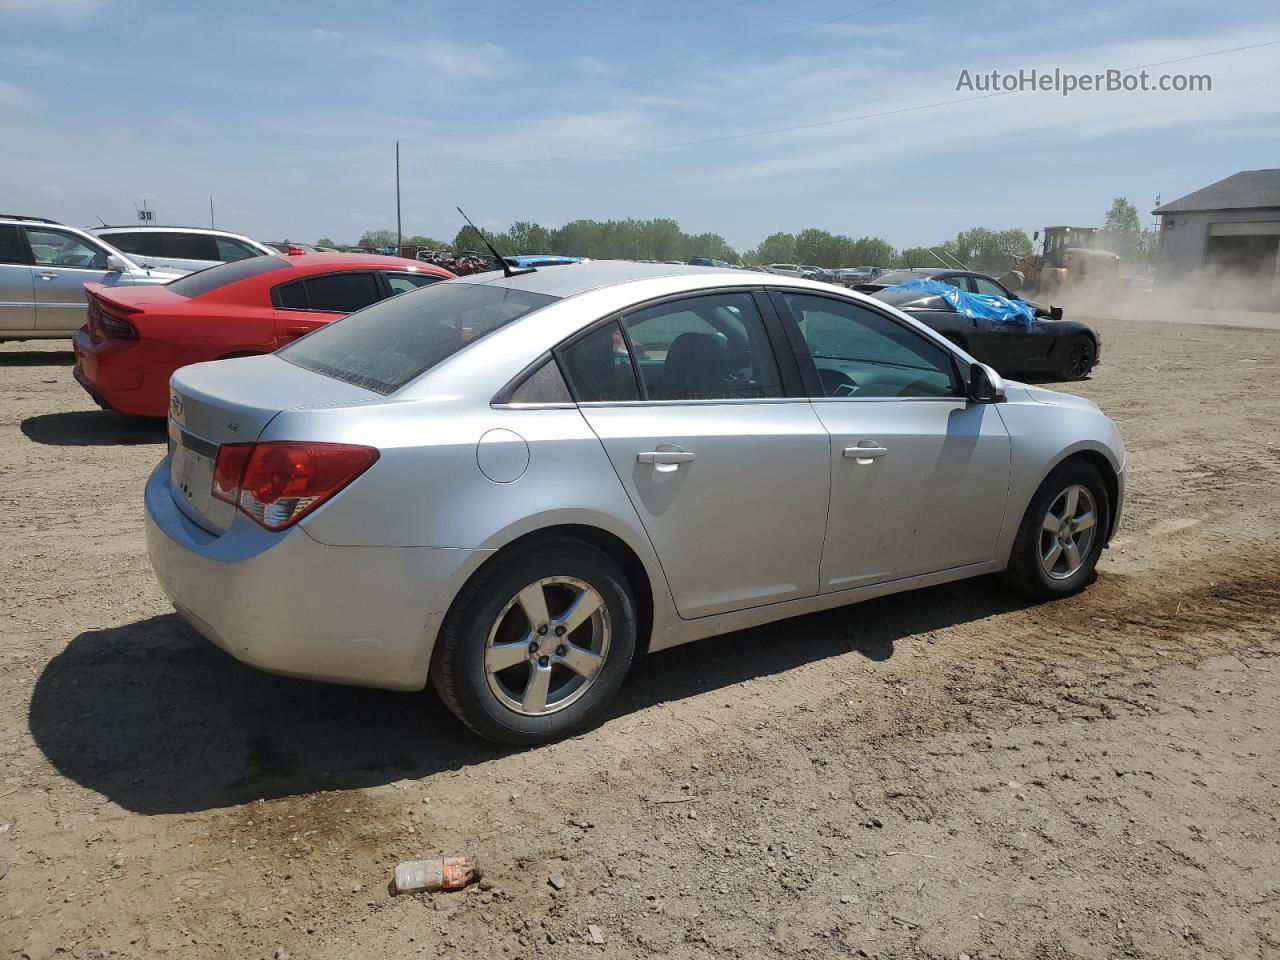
[144,460,482,691]
[72,327,159,416]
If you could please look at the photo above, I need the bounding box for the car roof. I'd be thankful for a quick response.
[93,225,250,237]
[264,252,452,276]
[0,214,61,225]
[459,259,752,299]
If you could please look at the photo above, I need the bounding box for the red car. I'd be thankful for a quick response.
[73,253,453,417]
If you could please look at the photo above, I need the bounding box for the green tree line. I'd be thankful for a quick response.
[350,220,1036,271]
[342,199,1154,272]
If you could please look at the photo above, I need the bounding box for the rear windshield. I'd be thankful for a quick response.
[167,255,291,298]
[279,281,558,395]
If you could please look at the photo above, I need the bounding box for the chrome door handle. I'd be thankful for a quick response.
[843,445,888,460]
[637,450,695,465]
[37,271,58,280]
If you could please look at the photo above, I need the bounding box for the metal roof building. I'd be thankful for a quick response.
[1152,170,1280,307]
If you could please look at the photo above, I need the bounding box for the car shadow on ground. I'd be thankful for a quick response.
[0,349,74,366]
[30,579,1032,815]
[21,411,165,446]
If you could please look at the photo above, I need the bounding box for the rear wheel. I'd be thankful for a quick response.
[1000,459,1110,600]
[1058,334,1096,381]
[435,538,637,745]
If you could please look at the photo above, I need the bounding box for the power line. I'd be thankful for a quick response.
[467,1,898,129]
[468,37,1280,166]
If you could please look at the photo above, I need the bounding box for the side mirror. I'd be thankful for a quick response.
[968,362,1006,404]
[1033,230,1040,241]
[105,255,127,273]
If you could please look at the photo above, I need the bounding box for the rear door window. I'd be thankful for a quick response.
[162,233,220,261]
[102,231,163,257]
[302,272,381,313]
[0,224,30,265]
[279,281,557,395]
[621,292,783,401]
[559,322,641,402]
[273,279,309,310]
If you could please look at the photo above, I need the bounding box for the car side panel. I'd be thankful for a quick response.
[993,388,1126,561]
[287,397,679,649]
[0,262,35,333]
[290,400,664,553]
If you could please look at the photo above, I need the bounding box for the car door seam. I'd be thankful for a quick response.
[570,403,684,618]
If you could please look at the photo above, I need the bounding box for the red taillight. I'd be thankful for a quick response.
[99,312,139,340]
[286,245,305,256]
[87,294,140,340]
[210,441,378,530]
[211,443,254,504]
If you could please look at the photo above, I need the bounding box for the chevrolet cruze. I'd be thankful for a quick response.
[146,262,1125,744]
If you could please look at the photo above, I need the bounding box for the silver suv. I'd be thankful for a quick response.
[0,215,186,340]
[90,226,274,273]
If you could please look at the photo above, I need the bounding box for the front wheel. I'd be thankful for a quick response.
[1058,334,1096,381]
[434,538,637,745]
[1000,459,1110,600]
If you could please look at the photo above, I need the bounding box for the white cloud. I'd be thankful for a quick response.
[0,78,38,114]
[0,0,108,23]
[373,38,512,78]
[309,27,515,80]
[571,56,619,77]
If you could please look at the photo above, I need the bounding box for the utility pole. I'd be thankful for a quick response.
[209,196,215,230]
[395,140,402,254]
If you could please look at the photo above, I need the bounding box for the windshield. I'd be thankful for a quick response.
[875,290,954,311]
[279,281,559,395]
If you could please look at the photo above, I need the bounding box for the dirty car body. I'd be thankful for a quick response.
[146,261,1125,743]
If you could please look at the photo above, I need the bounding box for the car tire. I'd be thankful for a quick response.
[435,538,638,746]
[1058,334,1096,381]
[999,459,1110,600]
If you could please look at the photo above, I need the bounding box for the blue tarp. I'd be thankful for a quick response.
[886,279,1037,328]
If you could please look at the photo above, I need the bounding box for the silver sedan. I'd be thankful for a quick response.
[147,262,1125,744]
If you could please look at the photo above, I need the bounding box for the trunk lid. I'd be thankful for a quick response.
[166,354,381,533]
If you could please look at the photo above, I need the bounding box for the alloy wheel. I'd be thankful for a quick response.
[1068,339,1095,378]
[1039,484,1098,580]
[483,576,611,716]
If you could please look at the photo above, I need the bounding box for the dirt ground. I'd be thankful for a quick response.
[2,307,1279,960]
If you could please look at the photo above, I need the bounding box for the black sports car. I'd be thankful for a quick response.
[873,287,1100,381]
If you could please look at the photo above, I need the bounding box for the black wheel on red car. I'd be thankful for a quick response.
[1059,334,1096,381]
[434,538,637,746]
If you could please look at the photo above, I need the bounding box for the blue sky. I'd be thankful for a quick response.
[2,0,1278,251]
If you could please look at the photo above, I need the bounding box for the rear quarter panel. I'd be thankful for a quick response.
[282,396,676,632]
